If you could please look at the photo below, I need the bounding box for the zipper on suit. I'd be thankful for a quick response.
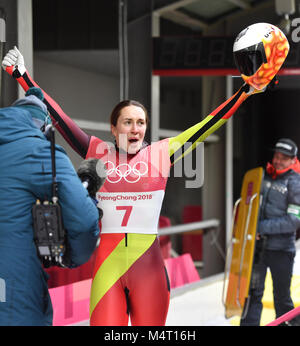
[125,233,128,247]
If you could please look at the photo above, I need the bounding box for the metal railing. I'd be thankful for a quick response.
[158,218,225,260]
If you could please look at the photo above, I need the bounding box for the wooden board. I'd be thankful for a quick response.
[223,167,264,318]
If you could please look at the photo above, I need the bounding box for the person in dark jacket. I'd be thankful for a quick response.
[241,138,300,326]
[0,88,100,326]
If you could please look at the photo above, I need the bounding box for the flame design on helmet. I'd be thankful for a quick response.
[234,23,290,90]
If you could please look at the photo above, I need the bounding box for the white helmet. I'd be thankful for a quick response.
[233,23,289,90]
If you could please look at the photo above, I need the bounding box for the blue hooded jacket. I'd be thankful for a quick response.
[0,94,99,326]
[259,168,300,252]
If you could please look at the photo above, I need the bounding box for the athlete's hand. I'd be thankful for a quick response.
[243,83,266,96]
[2,46,26,76]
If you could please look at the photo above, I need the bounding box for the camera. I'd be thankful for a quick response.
[32,199,69,268]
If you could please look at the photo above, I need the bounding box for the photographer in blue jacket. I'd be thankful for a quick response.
[0,88,100,326]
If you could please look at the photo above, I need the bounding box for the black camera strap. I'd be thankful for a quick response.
[49,125,58,202]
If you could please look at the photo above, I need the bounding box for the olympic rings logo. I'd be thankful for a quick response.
[104,161,148,183]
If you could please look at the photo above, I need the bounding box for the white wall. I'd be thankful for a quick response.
[33,52,120,166]
[34,53,119,123]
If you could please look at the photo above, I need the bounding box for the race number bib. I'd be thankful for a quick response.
[97,190,165,234]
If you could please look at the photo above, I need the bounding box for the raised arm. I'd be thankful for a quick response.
[2,47,90,158]
[168,22,290,165]
[168,83,263,165]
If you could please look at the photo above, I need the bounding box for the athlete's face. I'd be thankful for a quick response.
[272,151,295,171]
[111,105,147,154]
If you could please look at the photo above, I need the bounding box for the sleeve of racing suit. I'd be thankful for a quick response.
[168,83,254,165]
[11,69,90,159]
[259,173,300,235]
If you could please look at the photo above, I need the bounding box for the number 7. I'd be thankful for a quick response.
[116,206,133,226]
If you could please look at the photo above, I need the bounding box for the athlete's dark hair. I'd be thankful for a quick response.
[110,100,149,127]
